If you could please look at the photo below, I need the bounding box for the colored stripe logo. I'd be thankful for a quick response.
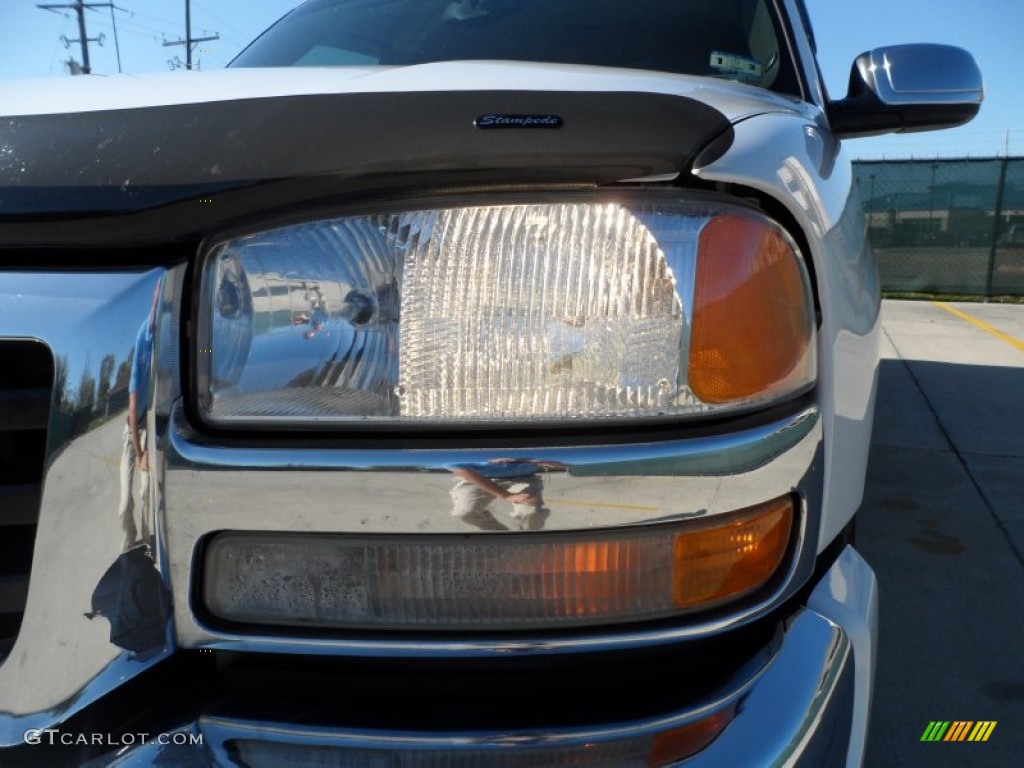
[921,721,996,742]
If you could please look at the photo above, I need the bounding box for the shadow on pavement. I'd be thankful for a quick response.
[861,359,1024,766]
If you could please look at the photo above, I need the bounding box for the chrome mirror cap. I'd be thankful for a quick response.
[860,44,984,107]
[829,44,983,139]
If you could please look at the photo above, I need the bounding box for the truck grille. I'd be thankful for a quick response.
[0,341,52,661]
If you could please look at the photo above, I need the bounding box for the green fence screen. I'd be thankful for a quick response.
[853,158,1024,297]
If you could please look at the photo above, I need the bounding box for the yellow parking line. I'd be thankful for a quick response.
[551,498,662,512]
[933,302,1024,353]
[90,452,121,469]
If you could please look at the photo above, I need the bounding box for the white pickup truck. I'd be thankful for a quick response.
[0,1,981,764]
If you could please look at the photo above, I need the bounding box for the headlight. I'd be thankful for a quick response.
[196,196,814,429]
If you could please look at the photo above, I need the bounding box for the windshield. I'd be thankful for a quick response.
[230,0,801,95]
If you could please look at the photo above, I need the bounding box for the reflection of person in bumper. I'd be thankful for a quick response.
[449,460,562,531]
[118,281,159,553]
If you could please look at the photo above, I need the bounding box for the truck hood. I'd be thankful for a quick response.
[0,62,805,217]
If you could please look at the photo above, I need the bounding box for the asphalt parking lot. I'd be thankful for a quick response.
[862,300,1024,766]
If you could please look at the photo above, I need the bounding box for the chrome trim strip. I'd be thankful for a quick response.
[168,405,818,473]
[617,172,681,183]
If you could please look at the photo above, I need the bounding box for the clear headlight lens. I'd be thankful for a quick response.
[197,198,814,428]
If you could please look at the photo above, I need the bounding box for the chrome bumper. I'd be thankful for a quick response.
[27,548,876,767]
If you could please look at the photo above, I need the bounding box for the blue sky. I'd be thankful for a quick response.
[805,0,1023,159]
[1,0,1020,160]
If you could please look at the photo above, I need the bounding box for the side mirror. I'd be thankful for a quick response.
[827,44,983,139]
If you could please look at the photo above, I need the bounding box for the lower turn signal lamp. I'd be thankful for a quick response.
[203,496,794,631]
[228,703,737,767]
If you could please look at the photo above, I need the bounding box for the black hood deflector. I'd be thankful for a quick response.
[0,89,732,249]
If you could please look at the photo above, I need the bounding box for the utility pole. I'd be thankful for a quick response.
[163,0,219,70]
[37,1,114,75]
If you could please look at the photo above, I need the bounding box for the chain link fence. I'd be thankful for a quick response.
[853,158,1024,297]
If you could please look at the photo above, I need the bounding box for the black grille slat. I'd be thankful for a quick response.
[0,575,29,615]
[0,485,40,526]
[0,341,52,660]
[0,525,36,576]
[0,388,50,431]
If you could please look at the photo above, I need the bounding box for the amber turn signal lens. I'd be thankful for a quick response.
[648,705,737,766]
[672,495,793,610]
[690,214,814,404]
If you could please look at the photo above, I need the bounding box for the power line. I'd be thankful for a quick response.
[192,0,250,44]
[108,12,173,37]
[196,27,247,49]
[111,6,184,29]
[87,13,161,41]
[105,3,121,72]
[46,14,71,75]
